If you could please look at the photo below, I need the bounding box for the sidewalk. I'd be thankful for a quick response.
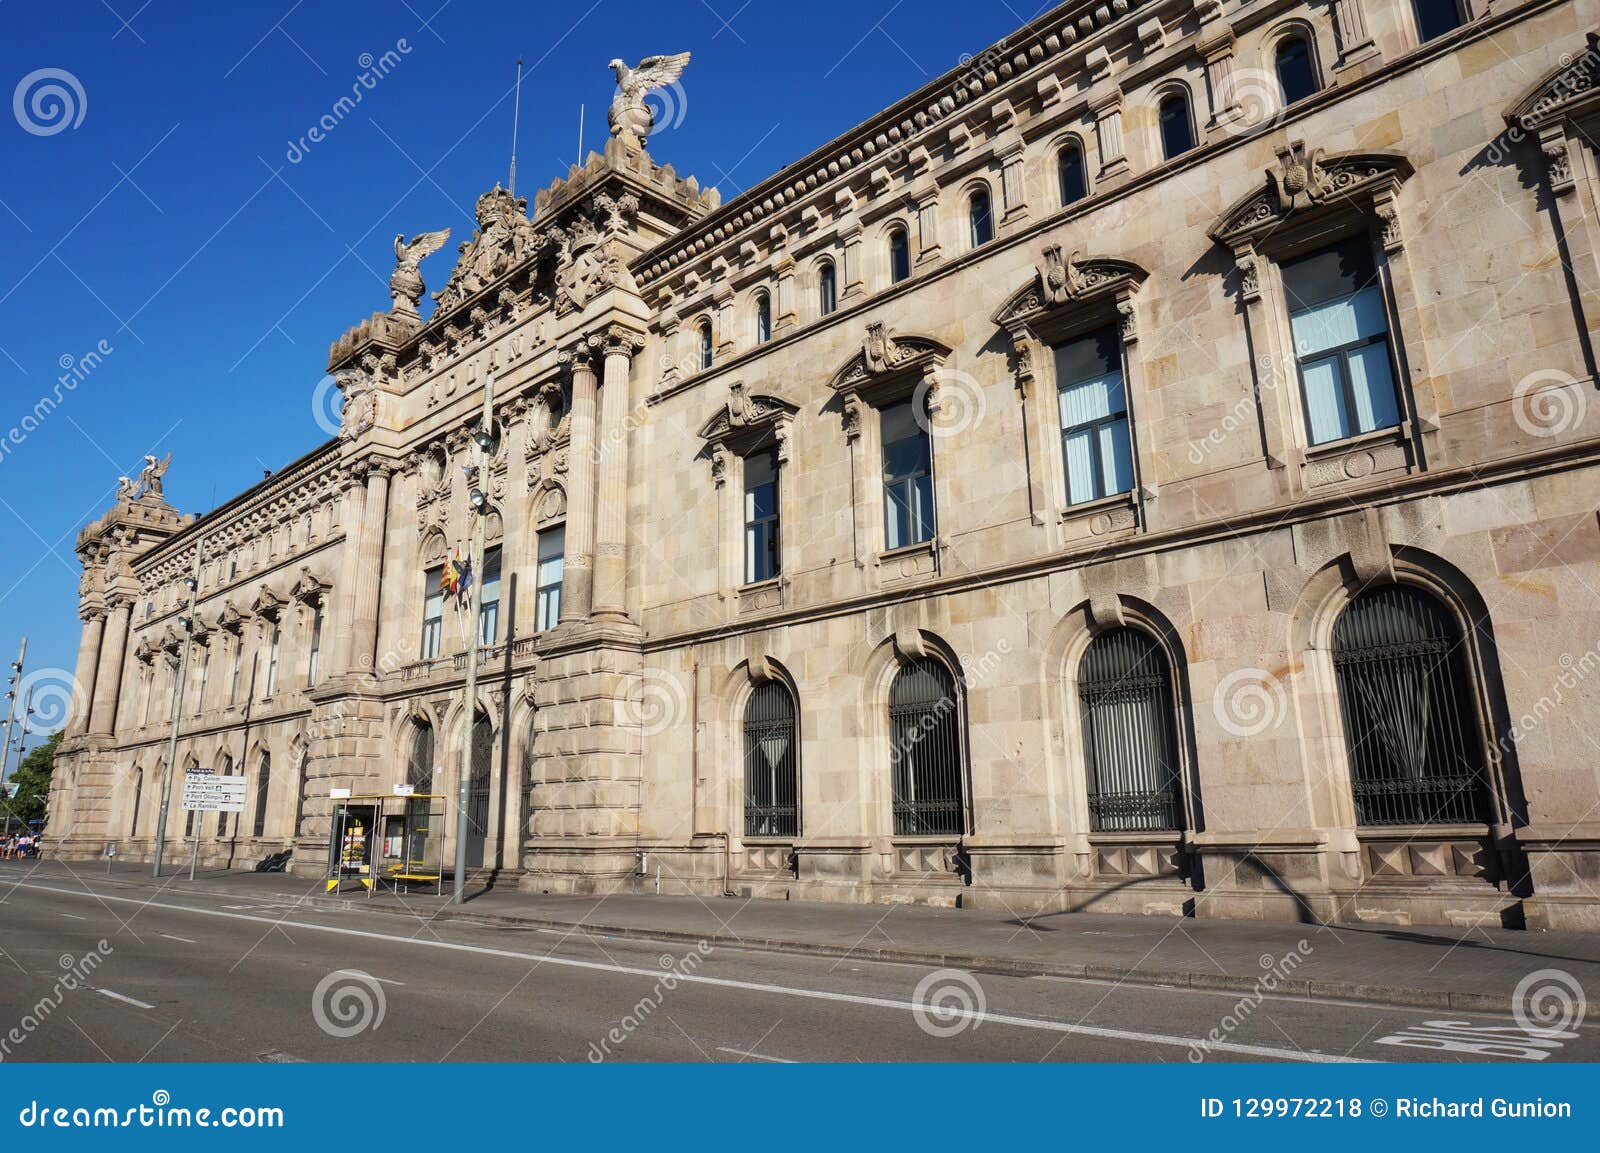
[7,859,1600,1014]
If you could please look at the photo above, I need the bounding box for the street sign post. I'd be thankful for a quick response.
[180,768,246,881]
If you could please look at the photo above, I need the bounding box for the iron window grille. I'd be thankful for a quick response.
[889,658,967,836]
[1078,628,1185,832]
[744,681,799,837]
[1332,585,1492,826]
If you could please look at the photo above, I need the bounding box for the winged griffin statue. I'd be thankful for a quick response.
[607,53,690,151]
[390,229,452,317]
[119,452,171,503]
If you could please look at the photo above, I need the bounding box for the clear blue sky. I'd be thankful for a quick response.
[0,0,1037,735]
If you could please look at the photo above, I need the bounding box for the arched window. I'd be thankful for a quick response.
[216,754,233,837]
[1274,36,1318,105]
[1058,142,1088,206]
[888,658,966,835]
[465,712,494,868]
[968,186,994,247]
[1158,91,1195,159]
[818,261,837,316]
[129,768,143,836]
[1077,629,1184,832]
[744,680,798,837]
[1413,0,1465,43]
[698,319,714,370]
[252,751,271,837]
[888,226,911,284]
[405,721,435,864]
[1331,585,1491,826]
[754,292,772,344]
[408,721,435,794]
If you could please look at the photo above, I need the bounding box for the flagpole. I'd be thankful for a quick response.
[455,377,494,904]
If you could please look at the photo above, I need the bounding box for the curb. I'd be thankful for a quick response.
[279,889,1514,1015]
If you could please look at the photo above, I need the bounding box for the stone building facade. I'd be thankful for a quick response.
[46,0,1600,930]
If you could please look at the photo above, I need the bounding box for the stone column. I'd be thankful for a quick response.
[69,609,105,736]
[559,339,600,623]
[592,327,643,622]
[346,462,391,673]
[330,472,365,676]
[88,598,132,736]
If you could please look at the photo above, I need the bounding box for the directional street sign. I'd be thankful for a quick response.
[180,768,247,813]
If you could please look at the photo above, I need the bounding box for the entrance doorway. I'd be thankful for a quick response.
[464,712,493,869]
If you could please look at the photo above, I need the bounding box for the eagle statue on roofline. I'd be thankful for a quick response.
[607,53,690,151]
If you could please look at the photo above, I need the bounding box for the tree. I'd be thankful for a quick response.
[4,728,60,828]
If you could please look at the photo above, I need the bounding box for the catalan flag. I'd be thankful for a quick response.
[439,554,461,599]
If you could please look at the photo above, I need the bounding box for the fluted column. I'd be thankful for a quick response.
[592,327,644,622]
[69,609,105,736]
[559,339,600,623]
[346,462,391,673]
[88,598,132,736]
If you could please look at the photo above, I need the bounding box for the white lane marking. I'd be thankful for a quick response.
[334,968,403,986]
[59,913,88,920]
[257,1049,305,1063]
[160,933,197,944]
[6,881,1359,1063]
[96,989,155,1010]
[716,1046,795,1063]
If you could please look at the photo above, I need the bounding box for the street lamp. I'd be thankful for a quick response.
[453,378,495,905]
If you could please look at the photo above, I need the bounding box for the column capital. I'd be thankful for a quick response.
[598,323,648,359]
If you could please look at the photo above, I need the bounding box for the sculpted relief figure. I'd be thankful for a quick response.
[136,452,171,500]
[433,186,540,312]
[607,53,690,151]
[390,229,451,317]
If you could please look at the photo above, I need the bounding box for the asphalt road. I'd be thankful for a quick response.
[1,871,1596,1063]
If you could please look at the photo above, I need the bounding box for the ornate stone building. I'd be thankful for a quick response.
[47,0,1600,930]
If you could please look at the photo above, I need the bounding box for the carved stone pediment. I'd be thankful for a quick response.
[289,566,331,606]
[829,323,952,396]
[698,381,799,448]
[250,586,286,620]
[992,246,1149,332]
[1505,32,1600,131]
[1210,142,1412,247]
[433,185,543,314]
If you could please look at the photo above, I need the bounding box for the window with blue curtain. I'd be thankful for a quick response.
[535,526,564,632]
[1283,237,1400,446]
[743,447,781,583]
[1055,325,1133,505]
[420,564,443,658]
[476,545,502,645]
[881,398,934,549]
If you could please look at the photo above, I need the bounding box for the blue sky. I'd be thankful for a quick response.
[0,0,1039,738]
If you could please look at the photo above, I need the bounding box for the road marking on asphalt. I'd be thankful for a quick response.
[716,1046,795,1063]
[258,1049,306,1063]
[59,912,87,920]
[335,968,403,986]
[160,933,197,944]
[5,880,1362,1063]
[96,989,155,1010]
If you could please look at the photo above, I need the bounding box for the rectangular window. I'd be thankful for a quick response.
[535,527,564,632]
[264,624,281,696]
[307,605,323,686]
[743,447,781,584]
[1055,326,1133,505]
[1283,238,1400,446]
[881,398,935,550]
[477,546,502,646]
[421,564,444,659]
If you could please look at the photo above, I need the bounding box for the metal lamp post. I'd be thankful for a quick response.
[153,543,204,877]
[454,377,495,904]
